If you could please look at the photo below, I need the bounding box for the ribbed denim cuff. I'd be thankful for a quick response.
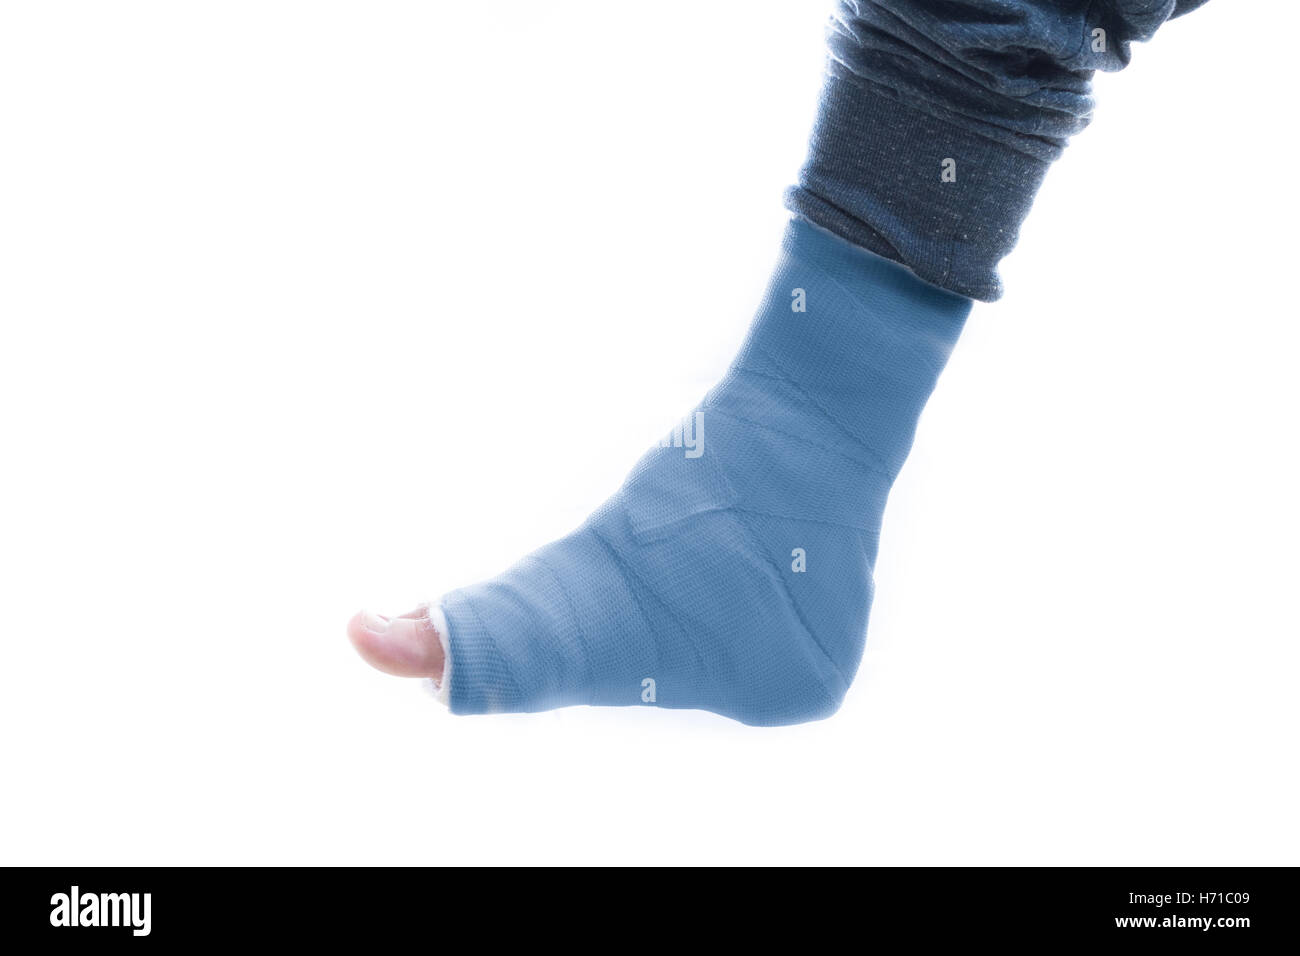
[785,66,1052,302]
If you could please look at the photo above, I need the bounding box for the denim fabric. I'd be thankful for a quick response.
[786,0,1209,300]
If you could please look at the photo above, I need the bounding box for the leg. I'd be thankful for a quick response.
[349,0,1206,723]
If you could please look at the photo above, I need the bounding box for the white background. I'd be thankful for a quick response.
[2,1,1297,865]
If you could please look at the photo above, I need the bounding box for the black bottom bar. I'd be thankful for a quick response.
[5,866,1294,946]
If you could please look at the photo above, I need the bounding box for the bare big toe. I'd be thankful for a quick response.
[347,607,445,680]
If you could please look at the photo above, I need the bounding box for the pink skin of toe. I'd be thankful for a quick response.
[347,606,450,702]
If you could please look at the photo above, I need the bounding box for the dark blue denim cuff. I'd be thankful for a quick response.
[785,65,1051,302]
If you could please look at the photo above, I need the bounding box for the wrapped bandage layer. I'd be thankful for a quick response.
[440,218,970,725]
